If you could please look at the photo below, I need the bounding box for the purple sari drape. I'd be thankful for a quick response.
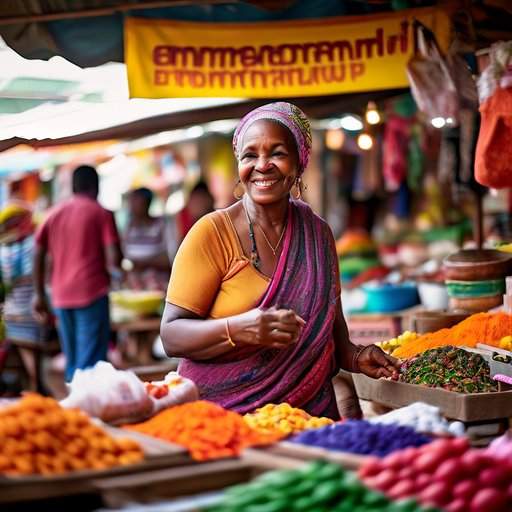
[178,200,340,418]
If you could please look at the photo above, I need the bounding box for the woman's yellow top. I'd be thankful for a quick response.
[166,211,269,318]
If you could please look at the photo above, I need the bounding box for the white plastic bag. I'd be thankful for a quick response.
[60,361,153,424]
[61,363,199,424]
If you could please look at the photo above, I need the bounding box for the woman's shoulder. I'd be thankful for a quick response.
[182,209,235,250]
[292,200,331,231]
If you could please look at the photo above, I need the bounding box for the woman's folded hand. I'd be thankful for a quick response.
[230,306,306,349]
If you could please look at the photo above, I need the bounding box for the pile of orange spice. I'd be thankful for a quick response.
[0,393,143,476]
[125,400,282,461]
[393,312,512,359]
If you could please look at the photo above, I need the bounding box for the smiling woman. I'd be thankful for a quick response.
[160,102,398,419]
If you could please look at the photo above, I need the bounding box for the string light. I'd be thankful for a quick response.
[357,133,373,150]
[325,128,345,150]
[365,101,381,125]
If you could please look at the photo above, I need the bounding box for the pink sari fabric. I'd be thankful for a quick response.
[178,200,340,418]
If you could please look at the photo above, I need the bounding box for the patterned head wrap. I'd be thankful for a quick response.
[233,102,312,174]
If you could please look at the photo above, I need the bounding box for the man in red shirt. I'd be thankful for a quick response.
[33,165,122,382]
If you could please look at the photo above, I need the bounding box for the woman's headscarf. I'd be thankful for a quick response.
[233,102,312,174]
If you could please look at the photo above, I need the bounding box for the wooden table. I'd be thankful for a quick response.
[111,316,162,367]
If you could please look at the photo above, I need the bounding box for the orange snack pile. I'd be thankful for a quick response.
[0,393,143,476]
[393,312,512,359]
[125,400,281,461]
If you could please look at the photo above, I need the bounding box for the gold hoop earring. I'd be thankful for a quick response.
[291,178,302,200]
[233,180,245,200]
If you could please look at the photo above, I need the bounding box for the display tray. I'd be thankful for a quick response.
[353,373,512,422]
[0,428,191,504]
[243,441,367,469]
[95,456,306,509]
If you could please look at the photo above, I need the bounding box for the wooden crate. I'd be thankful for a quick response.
[353,373,512,422]
[244,442,367,470]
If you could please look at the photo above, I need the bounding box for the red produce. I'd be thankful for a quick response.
[433,458,463,484]
[398,467,415,480]
[478,467,509,488]
[419,481,450,507]
[460,450,493,474]
[445,498,469,512]
[358,456,382,478]
[381,451,405,470]
[372,469,397,491]
[449,437,470,455]
[399,447,420,465]
[387,479,416,500]
[453,480,478,501]
[415,473,432,492]
[470,488,508,512]
[414,451,443,474]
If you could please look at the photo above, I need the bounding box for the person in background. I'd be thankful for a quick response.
[32,165,122,382]
[123,187,174,291]
[175,181,215,241]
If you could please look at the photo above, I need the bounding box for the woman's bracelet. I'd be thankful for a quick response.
[225,319,236,347]
[351,345,368,372]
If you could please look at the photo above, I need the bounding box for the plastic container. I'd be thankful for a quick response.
[110,290,164,315]
[417,281,449,310]
[362,282,419,313]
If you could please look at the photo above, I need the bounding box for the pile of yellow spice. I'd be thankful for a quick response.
[244,403,333,437]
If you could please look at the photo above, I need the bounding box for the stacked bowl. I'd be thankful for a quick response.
[443,249,512,311]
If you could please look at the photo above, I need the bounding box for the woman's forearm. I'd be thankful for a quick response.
[333,300,361,372]
[160,315,230,359]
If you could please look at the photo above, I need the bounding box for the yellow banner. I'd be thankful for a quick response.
[125,8,451,99]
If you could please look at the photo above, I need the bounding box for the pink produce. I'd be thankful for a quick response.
[419,481,450,507]
[453,480,478,501]
[357,457,382,478]
[387,480,416,500]
[433,458,462,484]
[470,488,508,512]
[372,469,397,491]
[445,499,468,512]
[478,467,509,488]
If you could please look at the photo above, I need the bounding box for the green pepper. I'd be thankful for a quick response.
[391,499,422,512]
[361,490,389,507]
[257,469,303,488]
[311,480,343,504]
[292,495,318,512]
[316,462,344,481]
[287,477,318,498]
[245,500,289,512]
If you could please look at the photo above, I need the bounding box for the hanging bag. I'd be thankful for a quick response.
[407,21,477,124]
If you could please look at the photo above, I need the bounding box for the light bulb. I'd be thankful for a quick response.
[357,133,373,150]
[339,115,363,131]
[365,102,381,125]
[431,117,446,129]
[325,129,345,150]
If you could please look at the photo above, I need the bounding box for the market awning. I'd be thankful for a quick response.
[0,88,405,151]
